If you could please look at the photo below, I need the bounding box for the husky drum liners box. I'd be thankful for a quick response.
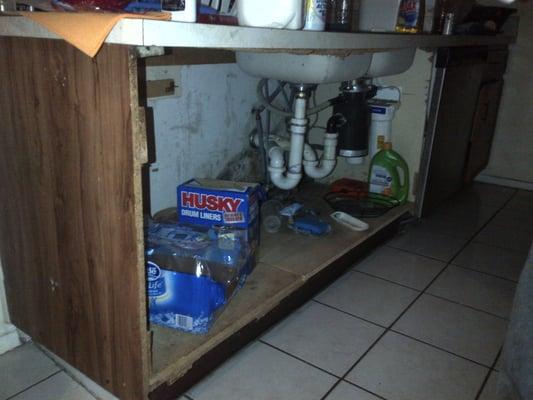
[146,222,253,334]
[177,179,261,263]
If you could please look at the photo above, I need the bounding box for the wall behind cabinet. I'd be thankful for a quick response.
[147,50,433,212]
[147,63,260,215]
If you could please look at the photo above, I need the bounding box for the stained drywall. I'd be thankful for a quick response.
[147,64,260,214]
[481,3,533,184]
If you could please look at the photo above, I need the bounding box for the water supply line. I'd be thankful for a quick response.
[256,79,333,117]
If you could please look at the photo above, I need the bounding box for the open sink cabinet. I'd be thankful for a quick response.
[0,18,517,400]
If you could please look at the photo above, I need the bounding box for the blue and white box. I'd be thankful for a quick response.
[177,179,261,261]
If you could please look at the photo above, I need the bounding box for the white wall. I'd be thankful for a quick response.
[147,64,260,215]
[0,259,20,355]
[481,2,533,184]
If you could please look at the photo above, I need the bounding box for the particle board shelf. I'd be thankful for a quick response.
[0,15,517,54]
[149,199,412,391]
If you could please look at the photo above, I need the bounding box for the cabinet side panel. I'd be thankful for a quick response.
[0,38,147,399]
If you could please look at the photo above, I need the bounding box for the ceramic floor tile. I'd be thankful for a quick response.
[490,208,533,234]
[479,371,501,400]
[0,343,60,400]
[325,382,382,400]
[427,266,517,318]
[393,294,508,366]
[315,271,419,327]
[505,191,533,213]
[347,332,488,400]
[10,372,95,400]
[354,246,446,290]
[474,223,533,253]
[452,242,527,282]
[443,193,506,211]
[262,302,384,376]
[430,203,499,226]
[387,228,467,262]
[188,341,337,400]
[415,217,482,239]
[460,183,516,207]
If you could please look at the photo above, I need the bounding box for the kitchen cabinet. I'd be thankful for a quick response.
[0,18,517,400]
[417,47,508,216]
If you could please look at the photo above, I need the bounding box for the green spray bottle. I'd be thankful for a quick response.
[368,142,409,205]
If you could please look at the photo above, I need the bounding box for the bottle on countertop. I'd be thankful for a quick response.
[395,0,425,33]
[304,0,327,31]
[351,0,361,32]
[326,0,353,32]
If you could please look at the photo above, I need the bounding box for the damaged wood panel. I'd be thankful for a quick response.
[145,48,236,66]
[0,38,148,400]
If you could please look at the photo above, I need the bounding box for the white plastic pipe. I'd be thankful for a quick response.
[268,96,308,190]
[303,132,338,179]
[268,147,302,190]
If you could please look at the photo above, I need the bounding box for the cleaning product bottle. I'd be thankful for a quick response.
[368,142,409,204]
[395,0,424,33]
[304,0,327,31]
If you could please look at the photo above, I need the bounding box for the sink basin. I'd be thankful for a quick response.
[236,52,373,84]
[236,48,416,84]
[365,48,416,78]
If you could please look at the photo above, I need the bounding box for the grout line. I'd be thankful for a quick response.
[311,300,388,329]
[351,244,450,266]
[448,262,520,284]
[470,238,531,255]
[5,370,62,400]
[390,330,494,369]
[475,348,503,400]
[383,243,457,264]
[424,292,510,321]
[340,380,388,400]
[258,340,341,379]
[320,190,516,400]
[349,270,424,292]
[493,347,502,372]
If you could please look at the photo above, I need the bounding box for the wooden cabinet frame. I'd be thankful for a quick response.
[0,37,412,400]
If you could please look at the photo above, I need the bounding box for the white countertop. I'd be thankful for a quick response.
[0,15,518,52]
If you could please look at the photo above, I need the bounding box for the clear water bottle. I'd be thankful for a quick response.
[326,0,353,32]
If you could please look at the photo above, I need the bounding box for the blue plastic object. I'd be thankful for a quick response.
[291,215,331,236]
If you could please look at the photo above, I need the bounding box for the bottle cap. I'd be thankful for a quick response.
[383,142,392,150]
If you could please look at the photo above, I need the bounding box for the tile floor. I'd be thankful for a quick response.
[1,184,531,400]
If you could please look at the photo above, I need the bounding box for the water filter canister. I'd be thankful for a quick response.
[369,101,398,159]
